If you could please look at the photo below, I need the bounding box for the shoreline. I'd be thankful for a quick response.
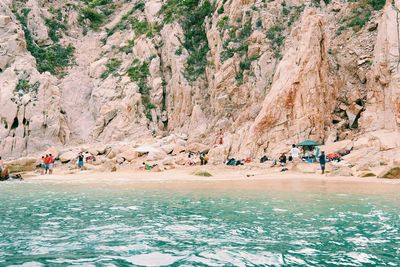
[18,166,400,194]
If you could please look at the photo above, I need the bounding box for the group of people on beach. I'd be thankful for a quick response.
[222,143,327,174]
[39,154,55,174]
[3,127,329,177]
[37,152,86,175]
[277,144,326,174]
[201,129,329,174]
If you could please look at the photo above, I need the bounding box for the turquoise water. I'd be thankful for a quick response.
[0,182,399,266]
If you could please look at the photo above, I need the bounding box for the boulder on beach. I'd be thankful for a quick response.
[119,149,139,162]
[322,140,353,155]
[135,145,160,154]
[59,151,77,163]
[134,145,166,160]
[88,143,109,155]
[172,145,186,155]
[370,131,400,151]
[208,146,229,165]
[329,166,353,177]
[160,144,175,154]
[147,150,167,161]
[106,149,117,159]
[5,157,37,173]
[378,166,400,179]
[161,156,175,166]
[185,143,209,153]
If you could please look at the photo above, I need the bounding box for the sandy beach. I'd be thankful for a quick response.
[20,165,400,195]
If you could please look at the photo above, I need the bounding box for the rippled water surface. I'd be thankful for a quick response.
[0,181,399,266]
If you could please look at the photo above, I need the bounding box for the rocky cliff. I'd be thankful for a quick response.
[0,0,399,168]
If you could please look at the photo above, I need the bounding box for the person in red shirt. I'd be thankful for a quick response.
[48,154,54,175]
[44,154,50,174]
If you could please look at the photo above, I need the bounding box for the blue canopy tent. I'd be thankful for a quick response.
[297,140,321,147]
[296,140,321,163]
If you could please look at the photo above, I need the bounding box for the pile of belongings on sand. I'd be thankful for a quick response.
[225,158,244,166]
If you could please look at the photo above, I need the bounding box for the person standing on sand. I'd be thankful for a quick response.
[279,153,287,167]
[200,153,205,165]
[77,153,84,170]
[44,154,50,174]
[40,156,45,174]
[0,156,3,175]
[290,144,300,162]
[48,154,54,175]
[203,153,209,165]
[319,151,326,174]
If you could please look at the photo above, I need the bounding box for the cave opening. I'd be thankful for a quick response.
[11,117,19,129]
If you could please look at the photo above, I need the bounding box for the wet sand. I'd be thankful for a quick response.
[21,165,400,195]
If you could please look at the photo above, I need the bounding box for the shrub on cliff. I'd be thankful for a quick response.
[14,8,74,76]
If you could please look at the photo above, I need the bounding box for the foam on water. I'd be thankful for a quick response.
[0,183,399,266]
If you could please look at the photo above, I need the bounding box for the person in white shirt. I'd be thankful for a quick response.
[290,144,301,161]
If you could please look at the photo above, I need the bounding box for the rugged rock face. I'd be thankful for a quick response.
[0,0,69,157]
[0,0,399,167]
[361,0,400,131]
[251,10,335,155]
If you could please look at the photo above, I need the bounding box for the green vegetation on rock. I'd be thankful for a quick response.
[79,7,104,30]
[220,21,252,63]
[236,57,251,84]
[15,79,40,95]
[106,4,157,42]
[82,0,112,8]
[14,8,74,76]
[101,58,121,79]
[45,18,67,42]
[127,59,155,120]
[127,59,149,83]
[161,0,213,82]
[160,0,197,24]
[134,1,145,12]
[46,6,68,42]
[266,24,284,59]
[366,0,386,10]
[217,16,229,31]
[286,5,305,26]
[218,19,258,84]
[175,46,183,56]
[130,18,160,38]
[78,0,116,31]
[119,39,135,54]
[337,0,385,35]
